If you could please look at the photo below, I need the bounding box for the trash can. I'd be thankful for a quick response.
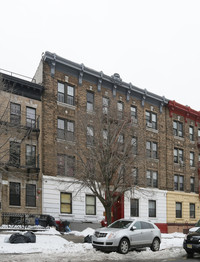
[35,217,39,226]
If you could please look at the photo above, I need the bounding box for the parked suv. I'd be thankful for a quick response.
[92,218,161,254]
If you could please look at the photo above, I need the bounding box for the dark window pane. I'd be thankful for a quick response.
[26,145,36,166]
[149,200,156,217]
[26,184,36,207]
[131,199,139,217]
[9,182,20,206]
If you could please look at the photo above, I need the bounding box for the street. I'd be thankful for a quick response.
[1,250,200,262]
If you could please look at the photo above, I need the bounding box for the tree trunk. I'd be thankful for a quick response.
[105,205,112,226]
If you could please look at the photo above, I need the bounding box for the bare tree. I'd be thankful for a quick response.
[69,103,138,225]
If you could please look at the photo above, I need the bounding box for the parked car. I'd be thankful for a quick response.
[188,219,200,233]
[92,218,161,254]
[183,227,200,257]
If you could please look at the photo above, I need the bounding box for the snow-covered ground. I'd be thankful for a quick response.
[0,226,187,261]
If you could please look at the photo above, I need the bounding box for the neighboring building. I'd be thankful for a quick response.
[0,71,43,224]
[34,51,169,231]
[166,101,200,233]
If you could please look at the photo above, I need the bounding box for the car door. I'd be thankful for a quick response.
[129,221,144,246]
[140,221,154,244]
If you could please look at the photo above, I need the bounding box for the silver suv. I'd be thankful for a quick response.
[92,218,161,254]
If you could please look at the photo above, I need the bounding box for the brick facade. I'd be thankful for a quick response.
[0,73,43,224]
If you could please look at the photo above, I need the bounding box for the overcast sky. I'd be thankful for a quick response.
[1,0,200,110]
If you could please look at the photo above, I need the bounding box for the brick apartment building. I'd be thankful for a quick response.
[1,52,199,233]
[0,71,43,224]
[166,101,200,233]
[34,51,170,231]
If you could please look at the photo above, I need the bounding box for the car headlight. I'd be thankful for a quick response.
[184,235,188,240]
[107,232,117,239]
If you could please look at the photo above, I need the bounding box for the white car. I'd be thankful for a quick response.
[92,218,161,254]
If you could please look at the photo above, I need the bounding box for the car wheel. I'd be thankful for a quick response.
[150,238,160,251]
[118,238,130,254]
[186,250,194,258]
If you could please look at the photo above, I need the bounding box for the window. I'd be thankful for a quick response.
[57,82,75,105]
[190,152,195,167]
[174,148,183,164]
[174,175,184,191]
[86,195,96,215]
[10,141,20,167]
[26,107,36,128]
[176,202,182,218]
[173,121,183,137]
[10,103,21,125]
[87,91,94,111]
[132,137,137,155]
[149,200,156,217]
[146,111,157,129]
[26,145,36,167]
[132,168,138,185]
[131,106,137,123]
[190,177,195,192]
[26,184,36,207]
[141,221,154,229]
[60,192,72,214]
[146,170,158,188]
[189,126,194,141]
[57,155,75,177]
[103,129,108,141]
[131,199,139,217]
[57,118,75,141]
[190,203,195,219]
[9,182,20,206]
[117,101,124,119]
[146,141,158,159]
[103,97,109,114]
[118,134,124,144]
[87,126,94,146]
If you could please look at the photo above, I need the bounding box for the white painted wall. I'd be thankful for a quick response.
[42,176,167,224]
[42,175,104,223]
[124,187,167,224]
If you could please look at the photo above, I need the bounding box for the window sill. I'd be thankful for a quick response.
[57,138,76,144]
[57,101,76,110]
[147,157,159,162]
[174,136,184,141]
[60,214,74,217]
[84,215,97,218]
[146,127,158,134]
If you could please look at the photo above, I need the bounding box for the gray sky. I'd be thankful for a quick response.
[1,0,200,110]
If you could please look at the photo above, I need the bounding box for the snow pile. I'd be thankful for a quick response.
[0,228,187,261]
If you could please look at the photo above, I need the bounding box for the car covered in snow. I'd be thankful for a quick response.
[92,218,161,254]
[183,227,200,257]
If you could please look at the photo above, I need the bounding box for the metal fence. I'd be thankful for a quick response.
[1,213,49,229]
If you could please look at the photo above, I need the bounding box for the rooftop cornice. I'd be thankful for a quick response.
[43,51,169,106]
[168,100,200,125]
[1,73,43,92]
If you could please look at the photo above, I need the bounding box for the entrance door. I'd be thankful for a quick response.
[112,194,124,222]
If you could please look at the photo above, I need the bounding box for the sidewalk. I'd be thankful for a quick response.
[60,233,85,243]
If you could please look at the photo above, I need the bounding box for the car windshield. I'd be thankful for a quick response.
[108,220,133,229]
